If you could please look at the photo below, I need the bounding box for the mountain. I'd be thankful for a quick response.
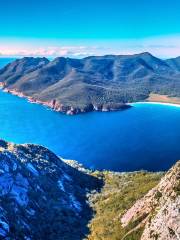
[0,52,180,114]
[166,56,180,71]
[121,161,180,240]
[0,139,102,240]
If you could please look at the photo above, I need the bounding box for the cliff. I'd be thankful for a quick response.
[121,161,180,239]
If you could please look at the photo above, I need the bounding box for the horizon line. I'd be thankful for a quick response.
[0,51,179,60]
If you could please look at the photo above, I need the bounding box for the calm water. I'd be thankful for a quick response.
[0,58,180,171]
[0,90,179,171]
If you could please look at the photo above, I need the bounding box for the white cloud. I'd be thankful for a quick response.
[0,35,180,58]
[0,45,98,58]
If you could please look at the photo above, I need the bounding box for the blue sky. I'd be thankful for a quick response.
[0,0,180,57]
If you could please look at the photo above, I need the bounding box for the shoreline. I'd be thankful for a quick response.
[1,87,131,115]
[131,101,180,108]
[1,85,180,113]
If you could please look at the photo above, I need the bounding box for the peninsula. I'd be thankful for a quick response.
[0,52,180,114]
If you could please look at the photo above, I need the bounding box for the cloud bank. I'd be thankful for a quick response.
[0,35,180,58]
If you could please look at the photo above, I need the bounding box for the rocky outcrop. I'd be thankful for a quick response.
[0,52,180,114]
[3,88,131,115]
[0,138,179,239]
[121,161,180,240]
[0,139,102,239]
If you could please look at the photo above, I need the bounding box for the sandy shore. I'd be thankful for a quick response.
[131,101,180,108]
[146,93,180,105]
[130,94,180,108]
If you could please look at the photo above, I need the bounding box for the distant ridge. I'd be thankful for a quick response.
[0,52,179,114]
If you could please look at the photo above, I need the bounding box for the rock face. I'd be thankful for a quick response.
[121,161,180,240]
[0,52,180,114]
[0,139,102,240]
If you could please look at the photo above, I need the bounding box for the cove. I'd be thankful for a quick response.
[0,90,180,171]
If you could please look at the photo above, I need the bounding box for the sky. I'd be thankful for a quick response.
[0,0,180,58]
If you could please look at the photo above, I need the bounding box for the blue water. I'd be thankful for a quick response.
[0,58,180,171]
[0,90,179,171]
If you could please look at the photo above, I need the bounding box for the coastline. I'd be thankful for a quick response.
[1,87,131,115]
[1,85,180,114]
[130,93,180,108]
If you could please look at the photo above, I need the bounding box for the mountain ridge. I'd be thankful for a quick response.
[0,139,102,239]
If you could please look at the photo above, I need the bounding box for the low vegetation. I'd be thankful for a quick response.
[87,171,163,240]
